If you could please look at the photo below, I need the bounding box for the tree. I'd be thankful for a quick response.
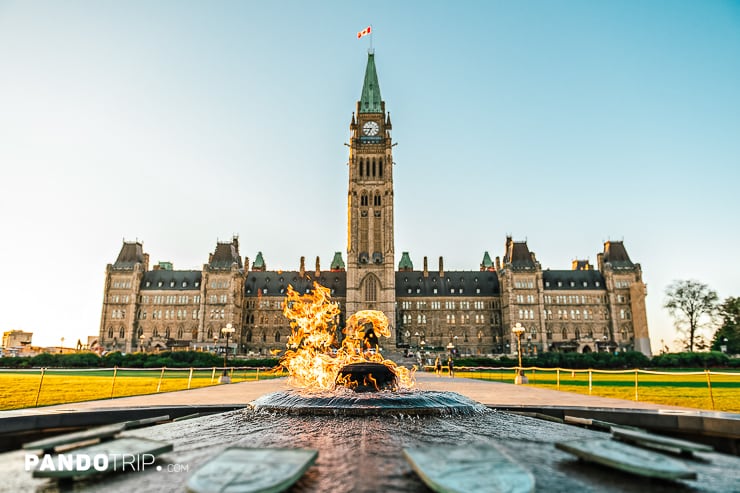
[664,280,718,352]
[712,297,740,354]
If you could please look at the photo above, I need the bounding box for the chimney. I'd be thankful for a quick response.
[315,256,320,277]
[496,256,501,270]
[439,256,444,277]
[143,253,150,271]
[244,257,250,271]
[300,256,305,277]
[423,256,428,277]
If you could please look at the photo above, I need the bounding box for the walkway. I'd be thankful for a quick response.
[2,372,703,416]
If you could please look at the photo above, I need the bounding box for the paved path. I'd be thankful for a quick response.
[2,372,702,417]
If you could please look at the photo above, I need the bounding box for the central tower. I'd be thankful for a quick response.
[346,51,396,343]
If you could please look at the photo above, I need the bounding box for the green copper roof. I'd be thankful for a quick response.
[330,252,345,270]
[481,251,493,268]
[253,251,265,269]
[398,251,413,270]
[359,53,382,113]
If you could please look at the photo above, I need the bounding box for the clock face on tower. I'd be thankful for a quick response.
[362,121,379,136]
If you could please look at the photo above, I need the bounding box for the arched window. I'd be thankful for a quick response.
[207,327,213,339]
[561,327,568,340]
[374,193,381,206]
[359,158,364,177]
[379,157,383,177]
[361,192,369,207]
[364,276,377,302]
[372,158,376,177]
[165,327,171,338]
[108,327,113,339]
[191,328,198,340]
[119,327,125,339]
[365,160,370,177]
[275,331,281,343]
[246,330,252,343]
[177,327,183,339]
[261,332,267,342]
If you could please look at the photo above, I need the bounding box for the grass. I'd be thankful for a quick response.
[0,367,285,410]
[454,368,740,412]
[2,367,738,413]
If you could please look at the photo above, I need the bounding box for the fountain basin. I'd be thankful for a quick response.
[250,389,487,416]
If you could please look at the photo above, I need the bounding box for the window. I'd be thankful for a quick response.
[364,276,377,302]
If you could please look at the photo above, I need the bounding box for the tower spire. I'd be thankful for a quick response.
[359,53,382,113]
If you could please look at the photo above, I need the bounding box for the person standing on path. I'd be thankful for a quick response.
[434,356,442,376]
[447,357,454,378]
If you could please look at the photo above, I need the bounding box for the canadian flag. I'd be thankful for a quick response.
[357,26,372,39]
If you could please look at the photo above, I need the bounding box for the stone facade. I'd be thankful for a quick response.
[98,52,652,357]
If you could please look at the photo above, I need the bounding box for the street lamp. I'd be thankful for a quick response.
[219,323,236,383]
[512,323,528,384]
[721,337,729,354]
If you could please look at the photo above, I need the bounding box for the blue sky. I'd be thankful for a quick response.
[1,1,738,351]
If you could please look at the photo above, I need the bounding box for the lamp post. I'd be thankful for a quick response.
[219,323,236,383]
[512,323,528,384]
[721,337,728,354]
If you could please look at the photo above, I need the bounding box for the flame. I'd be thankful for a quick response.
[280,282,415,391]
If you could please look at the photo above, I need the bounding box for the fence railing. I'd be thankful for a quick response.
[449,366,739,411]
[0,366,282,410]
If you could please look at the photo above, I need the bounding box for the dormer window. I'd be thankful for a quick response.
[170,281,175,287]
[182,281,187,287]
[195,281,200,288]
[158,281,163,287]
[570,281,575,287]
[146,281,151,287]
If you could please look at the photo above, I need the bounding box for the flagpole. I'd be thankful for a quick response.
[369,24,373,53]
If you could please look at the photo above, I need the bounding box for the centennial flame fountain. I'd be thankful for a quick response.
[250,282,484,416]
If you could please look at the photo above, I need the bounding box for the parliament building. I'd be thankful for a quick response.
[98,52,652,358]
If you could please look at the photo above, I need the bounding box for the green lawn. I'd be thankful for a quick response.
[0,367,284,410]
[454,367,740,412]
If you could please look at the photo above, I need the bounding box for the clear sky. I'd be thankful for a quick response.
[1,1,738,351]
